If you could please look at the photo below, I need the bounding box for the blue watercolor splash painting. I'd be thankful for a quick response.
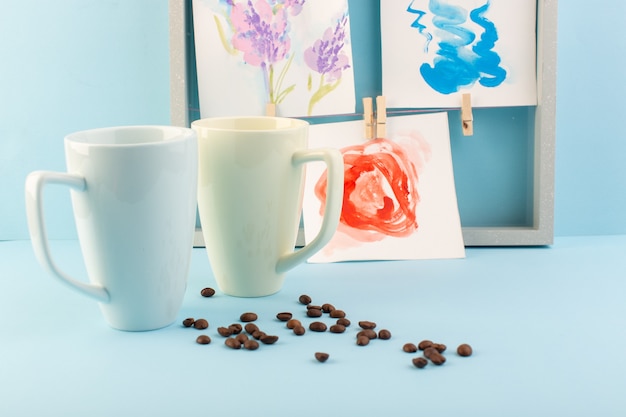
[381,0,537,108]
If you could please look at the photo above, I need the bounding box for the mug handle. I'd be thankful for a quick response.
[25,171,110,303]
[276,148,344,274]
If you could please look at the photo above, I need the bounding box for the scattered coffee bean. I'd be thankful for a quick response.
[432,343,447,353]
[356,335,370,346]
[315,352,330,363]
[423,347,437,359]
[236,333,249,344]
[412,357,428,368]
[293,325,306,336]
[306,308,323,318]
[200,287,215,297]
[240,312,258,322]
[378,329,392,340]
[276,312,293,321]
[329,309,346,318]
[217,326,233,337]
[260,335,279,345]
[286,319,302,329]
[193,319,209,330]
[358,321,377,330]
[225,338,241,349]
[196,335,211,345]
[336,318,351,327]
[357,329,377,340]
[182,318,195,328]
[228,323,243,334]
[244,323,259,334]
[329,324,346,334]
[299,294,312,305]
[306,304,322,310]
[244,339,259,350]
[429,352,446,366]
[321,303,335,313]
[309,322,327,332]
[457,343,473,357]
[403,343,418,353]
[418,340,433,350]
[252,330,266,340]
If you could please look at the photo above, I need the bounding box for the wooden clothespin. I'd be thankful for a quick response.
[363,97,374,140]
[461,93,473,136]
[265,103,276,117]
[376,95,387,138]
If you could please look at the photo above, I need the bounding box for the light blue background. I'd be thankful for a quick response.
[1,0,625,240]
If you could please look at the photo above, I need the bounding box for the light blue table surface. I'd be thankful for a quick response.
[1,236,625,416]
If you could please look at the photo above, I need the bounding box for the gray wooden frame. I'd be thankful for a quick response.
[169,0,557,247]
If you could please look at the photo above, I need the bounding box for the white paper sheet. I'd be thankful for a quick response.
[381,0,537,108]
[303,112,465,262]
[192,0,356,117]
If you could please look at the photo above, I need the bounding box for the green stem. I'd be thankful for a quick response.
[307,74,342,116]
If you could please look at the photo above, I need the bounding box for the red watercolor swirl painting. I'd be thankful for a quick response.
[315,137,424,243]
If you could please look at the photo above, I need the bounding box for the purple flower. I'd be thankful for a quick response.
[304,14,351,82]
[229,0,291,67]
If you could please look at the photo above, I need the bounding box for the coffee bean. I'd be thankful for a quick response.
[424,347,446,365]
[306,304,322,310]
[228,323,242,334]
[260,335,279,345]
[329,324,346,333]
[309,322,327,332]
[403,343,418,353]
[196,335,211,345]
[356,335,370,346]
[240,312,258,322]
[358,321,377,330]
[286,319,302,329]
[182,318,195,328]
[193,319,209,330]
[236,333,249,344]
[244,323,259,334]
[299,294,312,305]
[276,312,293,321]
[244,340,259,350]
[457,343,473,357]
[293,325,306,336]
[225,338,241,349]
[432,343,446,353]
[418,340,433,350]
[429,352,446,365]
[321,303,335,313]
[412,357,428,368]
[217,326,233,337]
[315,352,330,363]
[252,330,266,340]
[336,318,351,327]
[306,308,323,318]
[357,329,377,340]
[200,287,215,297]
[329,309,346,319]
[378,329,392,340]
[423,347,437,359]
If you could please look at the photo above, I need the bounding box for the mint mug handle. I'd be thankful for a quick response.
[25,171,110,302]
[276,147,344,273]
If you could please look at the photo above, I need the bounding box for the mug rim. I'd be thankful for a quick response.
[64,125,195,147]
[191,116,309,132]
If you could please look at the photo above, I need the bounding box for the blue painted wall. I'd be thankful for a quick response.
[1,0,625,240]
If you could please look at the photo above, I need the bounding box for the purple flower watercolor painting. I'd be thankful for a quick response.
[192,0,355,117]
[381,0,537,109]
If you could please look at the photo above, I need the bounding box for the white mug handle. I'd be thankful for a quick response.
[276,148,344,273]
[25,171,110,302]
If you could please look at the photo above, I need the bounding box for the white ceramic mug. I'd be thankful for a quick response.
[25,126,198,331]
[192,116,343,297]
